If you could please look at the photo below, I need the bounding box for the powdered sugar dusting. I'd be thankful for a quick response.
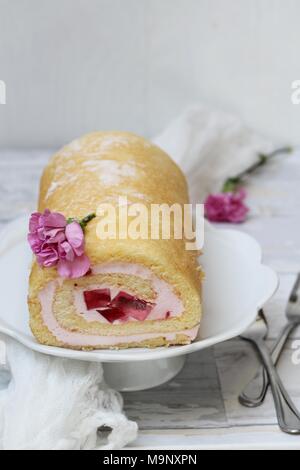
[92,134,152,152]
[46,133,150,195]
[45,181,62,199]
[45,158,138,198]
[57,138,84,158]
[68,139,83,152]
[56,133,152,160]
[45,174,78,199]
[97,135,133,150]
[82,159,136,186]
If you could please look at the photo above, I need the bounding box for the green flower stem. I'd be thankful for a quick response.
[66,213,96,230]
[222,146,292,193]
[79,213,96,230]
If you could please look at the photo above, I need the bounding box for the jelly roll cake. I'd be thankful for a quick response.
[27,132,203,350]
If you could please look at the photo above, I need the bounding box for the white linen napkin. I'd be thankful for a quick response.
[0,104,272,450]
[154,104,272,204]
[0,338,138,450]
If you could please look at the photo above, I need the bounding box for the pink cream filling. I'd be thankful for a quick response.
[38,262,199,347]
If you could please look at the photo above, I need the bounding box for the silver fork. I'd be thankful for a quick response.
[240,310,300,435]
[240,274,300,408]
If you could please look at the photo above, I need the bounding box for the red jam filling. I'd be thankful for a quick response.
[98,307,127,323]
[83,289,111,310]
[83,289,155,323]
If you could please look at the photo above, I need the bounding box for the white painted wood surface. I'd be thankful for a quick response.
[0,148,299,449]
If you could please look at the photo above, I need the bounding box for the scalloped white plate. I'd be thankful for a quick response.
[0,217,278,390]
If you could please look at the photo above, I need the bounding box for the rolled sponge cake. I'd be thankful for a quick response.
[28,132,203,349]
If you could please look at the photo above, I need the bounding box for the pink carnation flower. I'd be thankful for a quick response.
[204,189,249,223]
[28,209,90,279]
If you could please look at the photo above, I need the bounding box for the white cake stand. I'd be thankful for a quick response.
[0,218,278,391]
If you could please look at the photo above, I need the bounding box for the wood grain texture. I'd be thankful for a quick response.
[123,349,227,430]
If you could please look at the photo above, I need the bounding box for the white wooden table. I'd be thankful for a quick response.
[0,148,299,449]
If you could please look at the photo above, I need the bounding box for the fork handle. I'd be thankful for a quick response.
[239,322,296,407]
[255,338,300,435]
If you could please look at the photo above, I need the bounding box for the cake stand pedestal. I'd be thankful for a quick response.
[103,355,186,391]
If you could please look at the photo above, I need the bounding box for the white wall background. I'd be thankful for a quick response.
[0,0,300,148]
